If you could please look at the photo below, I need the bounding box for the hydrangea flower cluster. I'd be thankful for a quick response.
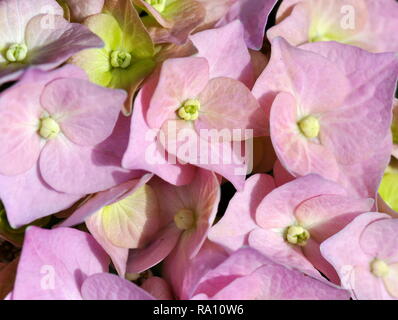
[0,0,398,301]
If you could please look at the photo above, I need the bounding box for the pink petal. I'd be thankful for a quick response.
[163,240,228,299]
[26,15,103,68]
[141,277,174,300]
[126,224,181,274]
[60,175,152,227]
[196,77,266,137]
[209,174,275,252]
[146,57,209,129]
[0,164,83,228]
[190,20,254,86]
[64,0,104,22]
[40,78,126,146]
[217,0,278,50]
[0,85,42,176]
[122,71,197,186]
[296,195,374,240]
[39,114,140,195]
[248,228,321,279]
[160,119,247,190]
[270,92,340,180]
[256,174,346,230]
[85,212,129,277]
[81,273,155,300]
[12,227,109,300]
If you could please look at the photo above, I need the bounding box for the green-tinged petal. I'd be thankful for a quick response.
[109,58,155,90]
[101,185,160,248]
[85,13,123,50]
[104,0,155,58]
[379,172,398,212]
[70,48,113,87]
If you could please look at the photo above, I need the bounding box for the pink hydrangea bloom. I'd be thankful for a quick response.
[123,55,264,189]
[321,213,398,300]
[268,0,398,53]
[210,174,374,283]
[252,38,398,198]
[0,0,103,84]
[0,65,139,228]
[122,21,257,188]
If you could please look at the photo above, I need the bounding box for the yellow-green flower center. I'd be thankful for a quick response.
[39,117,60,139]
[174,209,195,230]
[285,225,310,246]
[298,115,320,139]
[5,43,28,62]
[370,259,390,278]
[110,50,132,69]
[177,99,200,121]
[145,0,167,12]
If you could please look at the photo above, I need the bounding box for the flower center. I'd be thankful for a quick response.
[285,225,310,246]
[110,50,132,69]
[298,115,320,139]
[177,99,200,121]
[39,117,60,139]
[145,0,167,12]
[370,259,390,278]
[5,43,28,62]
[174,209,195,230]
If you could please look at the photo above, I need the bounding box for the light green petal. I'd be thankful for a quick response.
[85,13,123,50]
[379,172,398,212]
[104,0,154,58]
[109,58,155,90]
[70,47,113,87]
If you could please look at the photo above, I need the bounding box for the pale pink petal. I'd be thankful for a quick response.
[146,57,209,129]
[248,228,321,279]
[0,0,63,47]
[190,20,254,86]
[122,72,196,186]
[301,238,340,284]
[163,240,228,299]
[217,0,278,50]
[0,165,83,228]
[141,277,174,300]
[269,92,339,181]
[0,85,42,176]
[12,227,109,300]
[209,174,275,252]
[81,273,155,300]
[26,15,103,68]
[40,78,126,146]
[60,176,152,227]
[160,119,247,190]
[40,115,140,195]
[296,195,374,240]
[64,0,104,22]
[126,224,181,274]
[196,77,266,137]
[360,218,398,262]
[85,211,129,277]
[320,212,391,295]
[256,174,346,230]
